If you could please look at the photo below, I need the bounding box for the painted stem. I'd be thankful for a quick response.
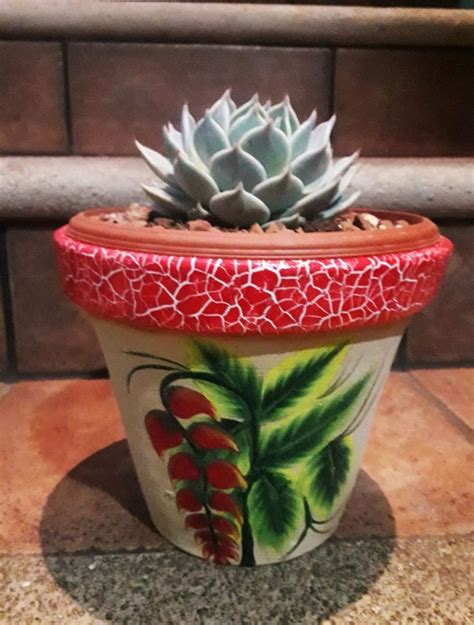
[239,395,260,567]
[239,488,256,567]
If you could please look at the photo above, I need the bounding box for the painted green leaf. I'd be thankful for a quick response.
[258,373,370,468]
[260,343,348,423]
[248,471,303,550]
[210,426,251,476]
[186,339,262,422]
[304,435,353,514]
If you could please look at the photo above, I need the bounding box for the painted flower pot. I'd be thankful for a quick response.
[55,209,451,566]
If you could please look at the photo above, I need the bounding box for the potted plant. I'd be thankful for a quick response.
[55,92,452,566]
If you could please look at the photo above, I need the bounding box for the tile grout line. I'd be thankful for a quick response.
[407,372,473,444]
[61,41,74,154]
[0,228,18,377]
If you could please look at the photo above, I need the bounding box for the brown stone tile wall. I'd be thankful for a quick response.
[0,41,67,154]
[406,224,474,365]
[334,49,474,157]
[68,43,332,155]
[6,227,105,374]
[0,276,6,375]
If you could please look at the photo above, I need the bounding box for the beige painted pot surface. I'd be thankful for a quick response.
[92,317,405,566]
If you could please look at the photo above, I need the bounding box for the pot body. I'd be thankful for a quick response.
[54,212,452,566]
[92,317,404,566]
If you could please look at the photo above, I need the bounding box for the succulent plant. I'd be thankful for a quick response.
[136,90,360,229]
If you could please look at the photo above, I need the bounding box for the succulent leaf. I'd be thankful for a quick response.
[329,151,360,181]
[338,163,359,196]
[210,145,266,192]
[291,144,332,187]
[188,203,213,220]
[291,178,341,220]
[308,115,336,152]
[229,103,267,144]
[320,191,361,220]
[240,121,289,178]
[135,141,174,183]
[268,96,299,132]
[253,170,304,216]
[194,111,230,166]
[163,123,183,159]
[209,184,270,227]
[136,94,360,228]
[181,104,197,155]
[174,151,219,205]
[141,184,191,217]
[210,89,233,133]
[291,111,317,160]
[230,93,258,123]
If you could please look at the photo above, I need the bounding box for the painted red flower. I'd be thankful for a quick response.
[168,386,217,420]
[145,410,183,459]
[189,424,239,451]
[168,452,200,481]
[206,460,247,490]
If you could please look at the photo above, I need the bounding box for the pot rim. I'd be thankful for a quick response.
[68,207,440,259]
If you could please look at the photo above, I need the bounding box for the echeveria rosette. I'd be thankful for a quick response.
[137,90,360,229]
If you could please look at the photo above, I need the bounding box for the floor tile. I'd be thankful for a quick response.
[0,380,158,554]
[411,368,474,430]
[351,372,473,538]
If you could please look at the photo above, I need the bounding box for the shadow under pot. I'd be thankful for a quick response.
[54,208,452,567]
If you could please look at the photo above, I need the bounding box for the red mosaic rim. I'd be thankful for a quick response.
[54,220,452,336]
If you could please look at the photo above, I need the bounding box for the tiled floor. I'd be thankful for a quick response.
[1,369,473,623]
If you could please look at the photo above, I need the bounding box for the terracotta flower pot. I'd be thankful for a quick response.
[55,208,451,566]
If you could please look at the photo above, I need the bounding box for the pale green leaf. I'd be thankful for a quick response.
[252,169,304,216]
[292,177,341,220]
[291,144,332,187]
[210,145,266,192]
[228,103,267,144]
[209,185,270,227]
[291,110,317,160]
[267,97,299,133]
[230,93,258,123]
[162,123,183,159]
[141,184,191,217]
[308,116,336,152]
[181,103,197,154]
[135,141,174,183]
[193,111,230,167]
[319,191,361,220]
[173,151,219,205]
[240,121,289,178]
[209,89,232,133]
